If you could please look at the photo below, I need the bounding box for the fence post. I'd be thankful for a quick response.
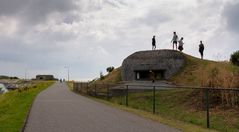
[94,84,97,96]
[205,88,210,128]
[73,82,75,92]
[80,83,83,93]
[126,85,128,106]
[153,86,156,114]
[107,84,110,101]
[86,83,89,94]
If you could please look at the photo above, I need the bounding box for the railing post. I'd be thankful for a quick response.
[153,86,156,114]
[86,83,89,94]
[107,84,110,101]
[94,84,97,96]
[80,83,83,93]
[205,88,210,128]
[73,82,75,92]
[126,85,128,106]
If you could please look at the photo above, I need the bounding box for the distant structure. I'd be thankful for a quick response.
[121,50,185,81]
[36,75,56,80]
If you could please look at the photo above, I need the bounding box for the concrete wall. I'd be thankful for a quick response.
[121,50,186,81]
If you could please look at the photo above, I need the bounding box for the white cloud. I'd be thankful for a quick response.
[0,16,19,36]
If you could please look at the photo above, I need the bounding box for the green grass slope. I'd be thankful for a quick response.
[0,81,54,132]
[170,53,239,87]
[94,67,122,84]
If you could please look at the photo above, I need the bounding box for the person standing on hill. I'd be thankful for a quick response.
[152,35,156,50]
[171,32,178,50]
[199,41,204,59]
[178,37,184,52]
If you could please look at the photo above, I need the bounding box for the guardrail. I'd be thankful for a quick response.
[73,82,239,129]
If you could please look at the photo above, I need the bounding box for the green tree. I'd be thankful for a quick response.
[230,50,239,66]
[100,71,104,80]
[106,66,114,73]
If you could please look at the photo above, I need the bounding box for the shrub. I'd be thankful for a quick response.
[230,50,239,66]
[100,71,104,80]
[106,66,114,73]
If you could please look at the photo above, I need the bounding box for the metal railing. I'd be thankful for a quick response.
[73,82,239,129]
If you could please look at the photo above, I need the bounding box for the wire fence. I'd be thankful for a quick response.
[73,82,239,129]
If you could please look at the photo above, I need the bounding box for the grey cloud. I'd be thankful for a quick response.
[20,0,77,25]
[104,0,127,8]
[0,0,30,16]
[223,1,239,33]
[132,9,171,29]
[0,0,78,26]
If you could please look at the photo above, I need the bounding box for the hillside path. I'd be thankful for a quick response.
[24,82,180,132]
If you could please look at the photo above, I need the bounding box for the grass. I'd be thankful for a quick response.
[93,67,122,84]
[108,89,239,132]
[0,81,54,132]
[170,54,239,86]
[85,93,217,132]
[66,81,74,91]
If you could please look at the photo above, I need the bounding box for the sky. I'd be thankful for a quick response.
[0,0,239,81]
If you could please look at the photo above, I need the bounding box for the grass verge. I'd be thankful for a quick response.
[0,81,54,132]
[84,93,217,132]
[108,89,239,132]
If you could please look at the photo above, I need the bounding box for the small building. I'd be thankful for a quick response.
[36,75,55,80]
[121,50,186,81]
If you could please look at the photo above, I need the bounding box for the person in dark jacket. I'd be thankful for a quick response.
[199,41,204,59]
[152,36,156,50]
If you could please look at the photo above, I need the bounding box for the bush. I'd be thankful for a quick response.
[100,71,104,80]
[106,66,114,73]
[230,50,239,66]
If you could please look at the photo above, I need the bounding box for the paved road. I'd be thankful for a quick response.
[24,82,180,132]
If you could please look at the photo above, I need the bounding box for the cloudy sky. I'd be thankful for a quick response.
[0,0,239,80]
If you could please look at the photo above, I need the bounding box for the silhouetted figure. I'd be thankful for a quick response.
[152,36,156,50]
[171,32,178,50]
[178,37,184,52]
[199,41,204,59]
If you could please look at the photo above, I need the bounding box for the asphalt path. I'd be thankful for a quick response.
[24,82,180,132]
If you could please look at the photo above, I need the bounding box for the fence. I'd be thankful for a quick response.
[73,82,239,129]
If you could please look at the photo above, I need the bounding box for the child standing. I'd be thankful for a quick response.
[178,37,184,52]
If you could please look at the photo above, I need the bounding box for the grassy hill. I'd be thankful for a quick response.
[170,53,239,87]
[93,67,122,84]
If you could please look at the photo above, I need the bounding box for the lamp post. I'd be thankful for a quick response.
[25,69,27,81]
[64,66,69,82]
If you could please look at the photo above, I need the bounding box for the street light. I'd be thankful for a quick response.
[64,66,69,82]
[25,69,27,80]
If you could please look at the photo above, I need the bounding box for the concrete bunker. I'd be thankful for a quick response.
[135,70,166,80]
[121,50,186,81]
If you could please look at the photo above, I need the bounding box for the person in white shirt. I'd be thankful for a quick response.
[171,32,178,50]
[178,37,184,52]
